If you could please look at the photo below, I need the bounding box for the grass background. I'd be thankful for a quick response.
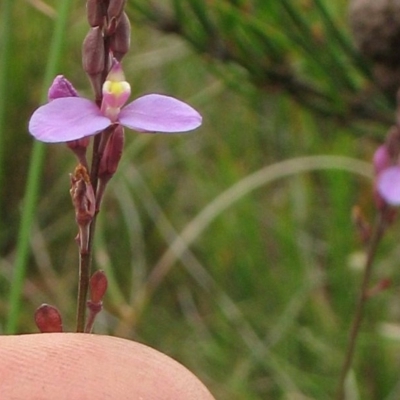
[1,0,400,398]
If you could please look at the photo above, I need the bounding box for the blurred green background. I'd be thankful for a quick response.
[2,0,400,399]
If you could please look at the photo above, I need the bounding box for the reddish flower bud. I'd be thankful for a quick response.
[82,27,106,100]
[85,271,108,332]
[89,270,108,304]
[110,12,131,61]
[107,0,126,21]
[99,125,124,180]
[82,27,105,75]
[96,125,124,209]
[35,304,63,333]
[87,0,105,27]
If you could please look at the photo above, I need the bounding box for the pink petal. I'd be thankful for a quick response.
[119,94,202,133]
[29,98,111,143]
[377,166,400,205]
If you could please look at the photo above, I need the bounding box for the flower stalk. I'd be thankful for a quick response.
[28,1,202,333]
[336,103,400,397]
[335,210,388,400]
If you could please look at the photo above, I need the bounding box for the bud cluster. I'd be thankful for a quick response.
[75,0,131,228]
[83,0,130,102]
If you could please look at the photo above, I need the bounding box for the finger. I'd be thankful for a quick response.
[0,333,214,400]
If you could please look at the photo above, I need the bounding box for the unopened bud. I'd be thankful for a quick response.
[87,0,105,27]
[99,125,124,179]
[96,125,124,209]
[110,12,131,61]
[89,270,108,304]
[35,304,63,333]
[85,270,108,332]
[82,27,105,100]
[108,0,126,21]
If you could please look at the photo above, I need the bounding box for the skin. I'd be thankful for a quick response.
[0,333,215,399]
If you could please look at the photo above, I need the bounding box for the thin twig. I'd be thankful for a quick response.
[335,211,388,400]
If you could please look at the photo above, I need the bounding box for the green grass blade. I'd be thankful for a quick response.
[0,0,13,228]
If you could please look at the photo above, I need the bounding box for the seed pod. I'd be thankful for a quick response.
[70,164,96,252]
[70,164,96,227]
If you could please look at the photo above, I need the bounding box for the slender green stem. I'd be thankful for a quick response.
[5,0,73,334]
[335,212,387,400]
[0,0,13,225]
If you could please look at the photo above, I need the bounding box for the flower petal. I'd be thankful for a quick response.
[377,166,400,205]
[119,94,202,133]
[29,98,111,143]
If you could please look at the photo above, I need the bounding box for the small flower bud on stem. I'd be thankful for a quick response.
[97,125,124,208]
[109,12,131,61]
[82,27,106,101]
[86,0,105,27]
[35,304,63,333]
[85,270,108,332]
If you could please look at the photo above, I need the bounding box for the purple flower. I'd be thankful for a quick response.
[29,61,202,143]
[373,144,400,206]
[376,165,400,205]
